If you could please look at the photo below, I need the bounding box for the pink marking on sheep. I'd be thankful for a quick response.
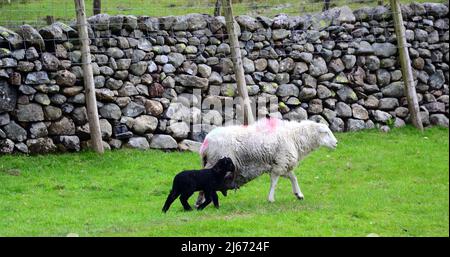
[199,138,209,155]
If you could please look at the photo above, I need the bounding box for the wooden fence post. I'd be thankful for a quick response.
[222,0,254,125]
[74,0,105,153]
[214,0,222,16]
[390,0,423,131]
[93,0,101,15]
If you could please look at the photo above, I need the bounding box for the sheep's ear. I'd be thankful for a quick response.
[318,126,328,133]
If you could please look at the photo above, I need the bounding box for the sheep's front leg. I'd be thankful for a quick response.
[268,173,280,203]
[288,171,304,200]
[194,191,205,208]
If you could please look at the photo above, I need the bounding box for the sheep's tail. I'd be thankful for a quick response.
[162,190,179,213]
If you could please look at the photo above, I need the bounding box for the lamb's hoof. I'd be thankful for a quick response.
[268,199,275,203]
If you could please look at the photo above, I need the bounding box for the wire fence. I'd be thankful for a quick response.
[0,0,445,29]
[1,0,447,66]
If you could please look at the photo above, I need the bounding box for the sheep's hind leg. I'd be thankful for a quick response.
[268,173,280,203]
[288,171,304,200]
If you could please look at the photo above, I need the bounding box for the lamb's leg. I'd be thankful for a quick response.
[180,191,194,211]
[288,171,304,200]
[268,173,280,203]
[162,190,180,213]
[212,191,219,208]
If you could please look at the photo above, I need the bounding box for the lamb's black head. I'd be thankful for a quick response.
[214,157,235,176]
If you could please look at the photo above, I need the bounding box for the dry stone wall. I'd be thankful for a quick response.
[0,2,449,154]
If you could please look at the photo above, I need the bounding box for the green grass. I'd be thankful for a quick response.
[0,126,448,236]
[0,0,447,28]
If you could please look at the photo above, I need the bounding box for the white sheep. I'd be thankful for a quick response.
[197,117,338,203]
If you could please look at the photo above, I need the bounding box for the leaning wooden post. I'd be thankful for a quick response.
[390,0,423,131]
[74,0,105,153]
[222,0,254,125]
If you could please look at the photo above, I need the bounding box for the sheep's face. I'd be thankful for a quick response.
[317,124,338,149]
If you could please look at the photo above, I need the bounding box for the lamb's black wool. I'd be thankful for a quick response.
[162,157,235,212]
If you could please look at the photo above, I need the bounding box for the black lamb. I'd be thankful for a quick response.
[162,157,236,212]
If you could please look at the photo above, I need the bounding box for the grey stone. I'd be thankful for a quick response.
[29,122,48,138]
[0,81,17,113]
[34,93,51,105]
[356,41,374,54]
[130,61,148,75]
[330,117,345,132]
[299,87,317,100]
[352,104,369,120]
[132,115,158,134]
[423,102,445,113]
[126,137,150,150]
[95,88,114,101]
[235,15,261,31]
[382,82,404,97]
[56,70,76,87]
[282,107,308,122]
[25,71,50,84]
[328,58,345,73]
[99,119,112,139]
[309,57,328,77]
[0,139,14,153]
[0,26,23,49]
[19,85,36,95]
[429,70,445,89]
[48,117,76,136]
[347,119,366,132]
[4,121,27,142]
[15,142,28,153]
[44,105,63,121]
[373,110,392,123]
[59,136,80,151]
[372,43,397,57]
[175,74,209,88]
[0,113,9,126]
[27,138,56,154]
[276,84,299,97]
[336,86,358,103]
[378,98,399,110]
[430,114,449,127]
[41,52,60,71]
[167,121,190,139]
[16,103,44,122]
[178,139,202,152]
[272,29,290,40]
[376,69,391,87]
[336,102,352,118]
[122,102,145,117]
[149,134,178,149]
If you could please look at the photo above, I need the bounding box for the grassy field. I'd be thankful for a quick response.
[0,0,447,28]
[0,126,448,237]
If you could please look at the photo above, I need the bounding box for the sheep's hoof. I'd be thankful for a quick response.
[268,199,275,203]
[296,194,304,200]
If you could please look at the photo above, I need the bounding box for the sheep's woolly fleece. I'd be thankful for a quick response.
[199,117,338,187]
